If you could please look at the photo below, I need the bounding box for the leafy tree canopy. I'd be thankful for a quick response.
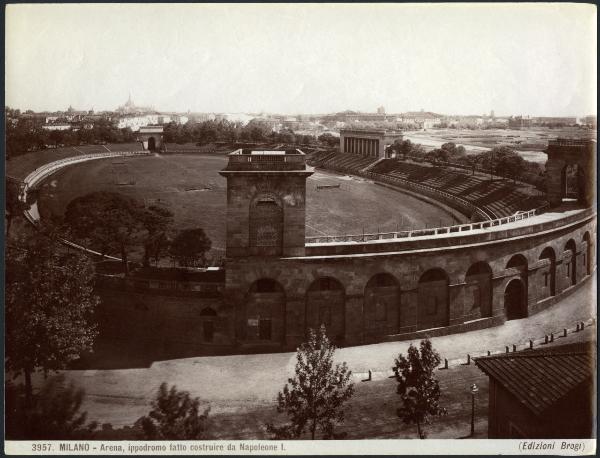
[6,375,97,439]
[266,325,354,440]
[63,191,146,271]
[140,383,210,440]
[169,228,212,268]
[394,339,446,439]
[6,232,99,401]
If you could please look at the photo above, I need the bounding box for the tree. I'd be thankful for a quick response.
[496,153,526,183]
[280,131,296,145]
[318,133,339,148]
[394,339,446,439]
[64,191,146,273]
[5,181,34,238]
[6,375,97,439]
[6,232,99,403]
[426,148,449,164]
[440,142,457,155]
[266,326,354,440]
[140,205,174,267]
[140,383,210,439]
[169,228,212,267]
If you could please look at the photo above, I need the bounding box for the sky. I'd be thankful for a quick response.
[5,3,597,116]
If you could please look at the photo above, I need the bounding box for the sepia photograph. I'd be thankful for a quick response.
[3,2,597,455]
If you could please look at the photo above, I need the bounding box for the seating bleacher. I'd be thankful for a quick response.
[319,153,379,174]
[324,158,547,220]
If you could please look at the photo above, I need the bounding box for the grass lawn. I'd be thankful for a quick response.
[405,127,596,163]
[34,154,456,260]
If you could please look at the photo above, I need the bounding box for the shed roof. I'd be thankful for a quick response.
[474,342,595,417]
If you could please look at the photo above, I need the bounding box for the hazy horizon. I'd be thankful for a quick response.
[5,3,597,117]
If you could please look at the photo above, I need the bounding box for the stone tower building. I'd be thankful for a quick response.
[219,149,313,257]
[545,138,596,207]
[219,149,313,349]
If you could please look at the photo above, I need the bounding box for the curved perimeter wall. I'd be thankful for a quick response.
[20,151,597,357]
[224,210,596,351]
[97,207,596,357]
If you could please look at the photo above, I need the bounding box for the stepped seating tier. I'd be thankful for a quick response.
[319,153,380,174]
[324,157,547,220]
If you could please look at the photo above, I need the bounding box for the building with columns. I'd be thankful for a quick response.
[339,128,403,159]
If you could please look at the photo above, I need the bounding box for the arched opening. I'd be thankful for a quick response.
[564,239,577,286]
[539,247,556,297]
[305,277,345,345]
[364,273,400,339]
[504,279,527,320]
[504,254,528,318]
[506,254,528,271]
[246,279,285,344]
[561,164,585,203]
[465,262,493,318]
[200,307,217,342]
[249,195,283,255]
[583,232,592,276]
[417,268,449,330]
[148,136,156,151]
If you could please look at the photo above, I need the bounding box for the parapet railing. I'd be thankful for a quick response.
[22,150,150,197]
[363,170,498,220]
[228,154,305,163]
[305,207,547,244]
[20,151,150,262]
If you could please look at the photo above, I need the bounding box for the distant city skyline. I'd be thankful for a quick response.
[9,98,595,119]
[6,4,597,116]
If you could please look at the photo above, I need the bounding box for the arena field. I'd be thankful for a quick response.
[35,154,458,258]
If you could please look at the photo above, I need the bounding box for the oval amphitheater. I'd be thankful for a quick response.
[13,134,597,358]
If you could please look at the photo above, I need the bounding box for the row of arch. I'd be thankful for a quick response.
[242,233,593,345]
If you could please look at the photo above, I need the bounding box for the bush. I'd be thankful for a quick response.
[6,375,97,439]
[140,383,210,440]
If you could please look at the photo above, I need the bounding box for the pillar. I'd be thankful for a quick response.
[285,297,305,349]
[345,295,364,344]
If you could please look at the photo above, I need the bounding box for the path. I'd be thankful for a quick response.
[30,274,596,430]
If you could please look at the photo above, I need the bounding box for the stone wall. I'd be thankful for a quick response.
[96,283,232,359]
[221,171,312,258]
[95,212,595,357]
[225,213,596,350]
[546,140,596,207]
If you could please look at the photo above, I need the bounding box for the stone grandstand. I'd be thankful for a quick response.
[309,152,547,219]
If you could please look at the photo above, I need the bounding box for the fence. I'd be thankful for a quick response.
[305,170,549,246]
[22,151,150,197]
[20,151,150,261]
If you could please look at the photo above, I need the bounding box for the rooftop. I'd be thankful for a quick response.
[139,125,164,133]
[222,148,310,172]
[340,127,403,135]
[231,148,305,156]
[474,342,594,417]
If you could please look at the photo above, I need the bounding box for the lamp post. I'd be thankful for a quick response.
[470,383,479,437]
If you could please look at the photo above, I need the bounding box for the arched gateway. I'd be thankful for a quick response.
[138,126,164,151]
[504,279,526,320]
